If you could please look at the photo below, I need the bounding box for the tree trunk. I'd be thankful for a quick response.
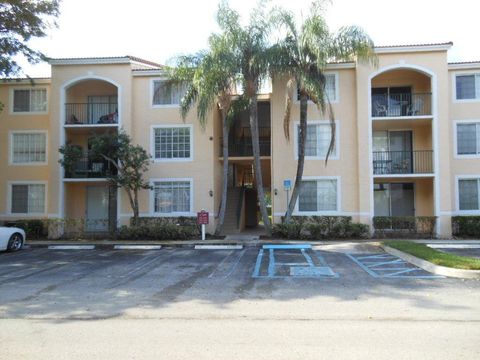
[108,184,118,237]
[285,93,308,223]
[132,188,139,226]
[249,96,272,235]
[215,109,230,236]
[125,188,137,226]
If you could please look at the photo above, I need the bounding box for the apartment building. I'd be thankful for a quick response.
[0,42,479,238]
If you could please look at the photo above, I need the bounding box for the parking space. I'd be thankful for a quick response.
[427,244,480,259]
[346,253,444,278]
[252,244,338,278]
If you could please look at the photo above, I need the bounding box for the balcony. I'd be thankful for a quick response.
[65,103,118,125]
[220,127,271,157]
[64,156,117,179]
[372,93,431,118]
[373,150,433,175]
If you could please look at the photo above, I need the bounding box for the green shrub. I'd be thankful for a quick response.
[6,219,46,239]
[118,223,199,240]
[452,216,480,237]
[272,222,304,239]
[373,216,437,238]
[275,216,369,240]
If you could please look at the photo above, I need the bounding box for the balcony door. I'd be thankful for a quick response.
[86,186,109,232]
[87,95,117,123]
[372,86,411,116]
[373,130,412,174]
[374,183,415,216]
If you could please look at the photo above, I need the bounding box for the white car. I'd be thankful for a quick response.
[0,227,26,252]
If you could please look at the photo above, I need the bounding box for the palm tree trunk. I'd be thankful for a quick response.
[285,93,308,223]
[215,110,229,235]
[249,96,272,236]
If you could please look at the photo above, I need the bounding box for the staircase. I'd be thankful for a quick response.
[221,187,243,234]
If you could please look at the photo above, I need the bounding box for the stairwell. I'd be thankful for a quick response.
[221,187,243,234]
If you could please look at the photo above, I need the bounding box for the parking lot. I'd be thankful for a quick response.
[1,243,480,359]
[0,243,478,320]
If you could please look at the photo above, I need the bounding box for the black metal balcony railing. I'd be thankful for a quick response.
[65,156,117,178]
[371,93,431,117]
[220,126,271,157]
[65,103,118,125]
[373,150,433,175]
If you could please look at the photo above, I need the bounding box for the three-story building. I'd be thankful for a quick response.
[1,43,479,238]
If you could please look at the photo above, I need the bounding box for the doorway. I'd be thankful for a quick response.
[86,186,109,232]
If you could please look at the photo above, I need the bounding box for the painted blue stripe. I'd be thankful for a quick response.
[263,244,311,249]
[301,249,315,267]
[252,249,264,278]
[346,253,379,278]
[268,249,275,277]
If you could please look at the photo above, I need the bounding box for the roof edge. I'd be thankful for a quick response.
[375,42,453,54]
[448,61,480,70]
[49,55,162,68]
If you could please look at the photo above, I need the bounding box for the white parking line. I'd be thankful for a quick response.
[48,245,95,250]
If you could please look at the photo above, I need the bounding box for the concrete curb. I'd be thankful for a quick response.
[381,245,480,279]
[194,245,243,250]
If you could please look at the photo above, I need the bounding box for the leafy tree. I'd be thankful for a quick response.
[0,0,60,77]
[59,130,152,227]
[271,0,376,223]
[167,34,239,235]
[216,0,274,235]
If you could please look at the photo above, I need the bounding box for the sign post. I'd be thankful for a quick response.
[197,210,209,241]
[283,179,292,209]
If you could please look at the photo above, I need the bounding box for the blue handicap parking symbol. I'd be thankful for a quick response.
[252,244,338,278]
[346,253,443,279]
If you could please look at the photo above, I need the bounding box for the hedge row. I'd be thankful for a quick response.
[373,216,437,238]
[117,224,199,240]
[272,216,370,240]
[452,216,480,237]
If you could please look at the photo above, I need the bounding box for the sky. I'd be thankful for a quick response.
[18,0,480,77]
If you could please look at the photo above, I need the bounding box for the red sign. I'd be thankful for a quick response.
[197,211,209,225]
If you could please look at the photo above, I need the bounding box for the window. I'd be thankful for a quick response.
[456,123,480,156]
[298,179,338,212]
[10,184,46,214]
[152,80,187,105]
[153,126,192,161]
[297,122,336,159]
[11,132,47,164]
[456,74,480,100]
[297,73,338,102]
[153,180,192,214]
[13,88,47,112]
[458,179,480,211]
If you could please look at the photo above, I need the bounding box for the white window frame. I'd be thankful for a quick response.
[149,178,194,217]
[293,176,341,216]
[151,124,193,163]
[151,78,186,108]
[453,72,480,103]
[455,175,480,214]
[295,72,339,104]
[9,130,48,166]
[453,120,480,159]
[7,181,47,216]
[293,120,340,160]
[9,87,48,114]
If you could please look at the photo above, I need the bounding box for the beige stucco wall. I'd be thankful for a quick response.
[128,75,217,232]
[271,69,360,222]
[0,81,52,218]
[448,68,480,216]
[356,50,452,236]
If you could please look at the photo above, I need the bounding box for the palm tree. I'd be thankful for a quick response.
[271,1,377,223]
[216,0,274,235]
[167,33,239,235]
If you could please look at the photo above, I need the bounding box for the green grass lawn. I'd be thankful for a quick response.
[384,241,480,270]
